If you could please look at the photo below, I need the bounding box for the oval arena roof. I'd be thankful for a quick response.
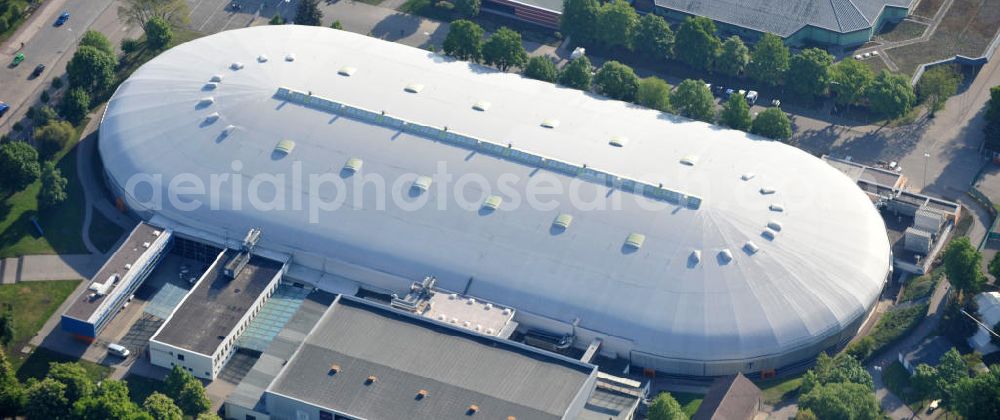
[100,25,891,367]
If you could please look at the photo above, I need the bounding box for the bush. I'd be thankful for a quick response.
[144,17,173,50]
[900,269,942,302]
[120,38,141,54]
[848,303,928,361]
[51,77,63,90]
[31,106,58,127]
[60,88,91,125]
[0,141,42,192]
[522,56,559,82]
[40,90,49,103]
[34,120,76,160]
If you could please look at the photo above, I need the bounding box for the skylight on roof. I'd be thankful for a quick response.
[209,74,223,83]
[609,136,628,147]
[203,82,218,90]
[482,195,502,211]
[553,213,573,229]
[472,101,491,111]
[769,203,784,212]
[344,157,363,172]
[274,139,295,154]
[404,83,424,93]
[257,54,268,63]
[625,233,645,249]
[204,112,220,123]
[412,176,432,192]
[767,221,783,231]
[690,250,701,265]
[338,66,356,77]
[541,119,559,128]
[230,62,244,70]
[741,173,755,181]
[760,187,776,194]
[719,249,733,264]
[680,155,698,166]
[744,241,760,255]
[199,97,214,106]
[285,53,295,62]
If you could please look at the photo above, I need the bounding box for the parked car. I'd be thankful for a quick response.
[55,11,70,26]
[745,90,759,106]
[0,102,9,117]
[31,64,45,78]
[107,343,130,358]
[11,53,25,66]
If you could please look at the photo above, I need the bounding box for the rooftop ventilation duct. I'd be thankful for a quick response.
[344,157,363,173]
[760,187,776,194]
[767,221,783,231]
[741,172,755,180]
[404,83,424,93]
[472,101,491,111]
[625,233,645,249]
[203,82,218,90]
[719,249,733,264]
[690,250,701,265]
[199,97,214,106]
[209,74,223,83]
[762,229,777,240]
[769,203,784,212]
[257,54,268,63]
[540,119,559,128]
[284,53,295,62]
[553,213,573,229]
[412,176,432,192]
[680,155,698,166]
[230,62,244,70]
[744,241,760,255]
[274,139,295,154]
[338,66,356,76]
[204,112,220,123]
[482,195,502,211]
[609,136,628,147]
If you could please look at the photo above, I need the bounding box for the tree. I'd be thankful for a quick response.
[73,380,149,420]
[442,20,484,62]
[720,94,751,130]
[25,378,70,420]
[830,59,875,106]
[916,66,961,114]
[164,365,192,399]
[986,85,1000,153]
[293,0,322,26]
[936,347,969,407]
[0,314,13,347]
[747,33,789,87]
[176,381,210,416]
[632,14,673,61]
[800,352,873,394]
[196,413,222,420]
[868,70,915,119]
[990,252,1000,281]
[560,0,600,47]
[674,17,720,71]
[523,56,559,82]
[0,141,41,192]
[31,105,58,127]
[788,48,834,98]
[594,61,639,101]
[330,20,342,29]
[941,297,979,345]
[268,14,285,25]
[715,36,749,77]
[34,120,76,160]
[672,79,715,122]
[39,162,69,209]
[595,0,638,51]
[952,365,1000,419]
[79,31,115,56]
[0,349,24,418]
[453,0,480,18]
[60,88,91,125]
[47,363,95,403]
[911,363,940,402]
[635,77,671,112]
[798,382,880,420]
[648,392,686,420]
[144,392,182,420]
[751,108,792,140]
[558,56,592,91]
[144,16,172,50]
[482,27,528,72]
[794,408,818,420]
[118,0,190,30]
[942,237,986,298]
[66,46,116,96]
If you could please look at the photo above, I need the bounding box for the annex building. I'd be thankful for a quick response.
[95,25,892,377]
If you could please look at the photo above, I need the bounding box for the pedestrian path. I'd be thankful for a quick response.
[0,254,102,284]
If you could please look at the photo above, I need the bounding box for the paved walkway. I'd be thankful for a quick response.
[0,254,102,284]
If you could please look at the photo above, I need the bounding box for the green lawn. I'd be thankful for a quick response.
[90,208,125,253]
[0,280,81,369]
[125,374,169,406]
[759,375,803,405]
[16,347,112,383]
[0,142,87,258]
[673,392,704,418]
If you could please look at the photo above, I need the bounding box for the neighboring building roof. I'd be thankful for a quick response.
[153,251,282,354]
[693,373,762,420]
[653,0,913,37]
[99,26,891,367]
[265,296,595,420]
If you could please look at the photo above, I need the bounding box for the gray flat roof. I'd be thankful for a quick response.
[64,223,163,321]
[268,296,595,420]
[654,0,912,37]
[154,250,282,354]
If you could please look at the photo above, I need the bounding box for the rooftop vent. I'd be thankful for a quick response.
[482,195,502,211]
[680,155,698,166]
[204,112,220,123]
[412,176,433,192]
[769,203,784,212]
[553,213,573,229]
[625,233,646,249]
[203,82,218,90]
[222,124,236,137]
[344,157,363,173]
[338,66,356,77]
[257,54,268,63]
[284,53,295,62]
[719,249,733,264]
[404,83,424,93]
[760,187,776,194]
[329,364,341,374]
[467,405,480,415]
[472,101,491,111]
[762,229,777,240]
[767,220,783,231]
[230,62,244,70]
[609,136,628,147]
[274,139,295,154]
[541,119,559,128]
[365,375,377,385]
[209,74,223,83]
[416,389,428,400]
[744,241,760,255]
[741,172,755,181]
[690,250,701,265]
[199,97,214,106]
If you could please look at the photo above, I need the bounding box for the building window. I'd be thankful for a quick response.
[178,354,185,361]
[246,416,257,420]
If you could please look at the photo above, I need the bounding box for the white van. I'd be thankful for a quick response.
[107,343,130,358]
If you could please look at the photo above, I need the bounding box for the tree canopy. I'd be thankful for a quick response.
[118,0,190,30]
[144,16,172,50]
[558,56,593,91]
[751,108,792,140]
[952,365,1000,419]
[798,382,880,420]
[788,48,833,98]
[720,94,751,130]
[800,353,872,394]
[293,0,323,26]
[0,141,41,192]
[715,36,749,77]
[986,85,1000,153]
[143,392,183,420]
[60,88,91,125]
[672,79,715,122]
[867,70,915,119]
[747,33,789,87]
[648,392,686,420]
[916,66,961,114]
[443,19,484,62]
[164,366,210,416]
[594,0,638,51]
[453,0,480,18]
[66,46,116,96]
[632,14,673,61]
[560,0,600,46]
[522,56,559,82]
[482,27,528,72]
[942,237,986,298]
[79,31,115,56]
[34,120,76,160]
[674,17,720,71]
[25,378,71,420]
[635,77,671,112]
[594,61,639,101]
[0,349,24,418]
[39,161,69,209]
[73,380,149,420]
[830,59,875,106]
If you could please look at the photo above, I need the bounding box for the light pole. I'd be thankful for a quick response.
[923,153,930,190]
